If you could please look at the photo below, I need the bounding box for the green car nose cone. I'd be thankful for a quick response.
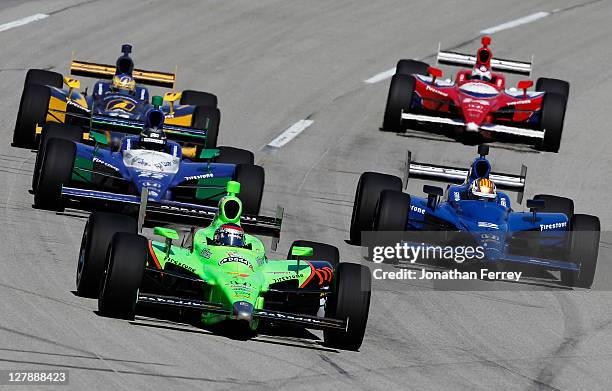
[151,95,163,108]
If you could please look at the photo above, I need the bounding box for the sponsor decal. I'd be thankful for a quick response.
[92,157,119,172]
[67,99,90,112]
[140,181,161,188]
[138,171,165,179]
[411,204,426,214]
[158,204,262,222]
[480,233,500,241]
[166,258,196,273]
[478,221,499,229]
[227,272,250,277]
[219,256,253,270]
[201,249,211,259]
[185,173,214,181]
[272,274,304,283]
[154,161,173,169]
[256,310,326,325]
[227,280,253,296]
[105,99,136,112]
[463,98,490,106]
[426,85,448,97]
[142,137,164,144]
[229,279,251,287]
[506,99,532,106]
[540,222,567,231]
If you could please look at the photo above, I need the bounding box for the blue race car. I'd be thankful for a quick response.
[33,100,265,218]
[13,44,220,149]
[350,145,600,288]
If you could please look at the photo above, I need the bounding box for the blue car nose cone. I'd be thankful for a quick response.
[232,301,254,322]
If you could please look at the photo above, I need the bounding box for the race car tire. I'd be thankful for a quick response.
[538,92,566,153]
[32,123,82,192]
[288,240,340,269]
[234,164,264,215]
[180,90,218,108]
[98,233,147,319]
[24,69,63,88]
[396,59,429,76]
[561,214,600,288]
[373,190,411,231]
[536,78,569,101]
[13,83,51,148]
[324,262,371,351]
[34,138,75,211]
[215,146,255,165]
[76,212,137,298]
[382,74,415,132]
[534,194,574,221]
[192,105,220,148]
[350,172,402,245]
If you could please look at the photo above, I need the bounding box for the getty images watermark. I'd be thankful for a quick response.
[370,242,523,282]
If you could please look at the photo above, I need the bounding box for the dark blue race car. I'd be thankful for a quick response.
[33,103,266,219]
[13,44,220,150]
[350,145,601,288]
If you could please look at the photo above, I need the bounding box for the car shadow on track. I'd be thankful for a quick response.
[104,305,340,353]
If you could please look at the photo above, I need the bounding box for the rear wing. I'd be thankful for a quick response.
[90,114,208,145]
[71,60,175,88]
[404,151,527,203]
[50,110,209,145]
[145,200,284,250]
[437,48,532,76]
[61,186,284,250]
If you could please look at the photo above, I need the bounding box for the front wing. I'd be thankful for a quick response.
[401,112,545,139]
[137,293,347,331]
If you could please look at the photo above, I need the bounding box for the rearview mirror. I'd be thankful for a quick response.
[291,246,313,258]
[423,185,443,197]
[154,227,179,240]
[428,66,443,81]
[163,91,182,102]
[89,131,108,146]
[424,185,443,210]
[199,148,220,160]
[526,199,545,211]
[163,91,182,115]
[517,80,533,97]
[63,77,80,90]
[154,227,179,255]
[526,198,545,223]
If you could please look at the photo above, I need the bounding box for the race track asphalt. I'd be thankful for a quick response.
[0,0,611,390]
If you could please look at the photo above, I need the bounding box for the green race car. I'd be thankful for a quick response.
[77,181,372,350]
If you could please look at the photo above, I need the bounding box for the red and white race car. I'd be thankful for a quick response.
[382,36,569,152]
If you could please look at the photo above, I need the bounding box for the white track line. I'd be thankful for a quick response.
[480,11,550,34]
[0,13,49,33]
[364,67,396,84]
[265,119,314,149]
